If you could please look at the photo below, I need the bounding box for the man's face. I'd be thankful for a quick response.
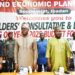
[21,28,29,36]
[8,33,13,39]
[54,29,62,39]
[72,32,75,38]
[40,33,44,40]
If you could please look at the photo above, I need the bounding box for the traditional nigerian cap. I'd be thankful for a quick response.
[21,23,29,29]
[53,26,61,31]
[40,32,44,35]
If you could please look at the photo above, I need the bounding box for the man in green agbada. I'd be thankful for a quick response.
[46,27,71,71]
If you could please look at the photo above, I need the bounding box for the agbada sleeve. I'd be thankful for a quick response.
[46,39,51,58]
[65,40,71,58]
[32,39,38,64]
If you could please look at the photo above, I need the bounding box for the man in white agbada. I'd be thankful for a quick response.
[14,23,38,71]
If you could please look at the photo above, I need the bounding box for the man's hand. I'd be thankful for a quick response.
[47,58,51,71]
[48,63,51,71]
[0,64,2,70]
[32,63,37,71]
[15,63,19,72]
